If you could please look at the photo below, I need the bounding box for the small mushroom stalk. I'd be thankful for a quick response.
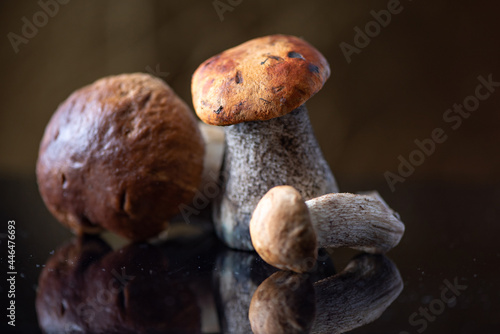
[250,186,405,273]
[217,105,337,249]
[306,191,403,253]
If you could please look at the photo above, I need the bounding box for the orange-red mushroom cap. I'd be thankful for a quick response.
[192,35,330,126]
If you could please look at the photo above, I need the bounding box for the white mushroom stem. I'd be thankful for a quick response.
[198,122,225,190]
[170,123,224,231]
[306,191,404,253]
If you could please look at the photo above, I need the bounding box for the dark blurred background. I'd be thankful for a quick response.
[1,0,499,187]
[1,1,499,333]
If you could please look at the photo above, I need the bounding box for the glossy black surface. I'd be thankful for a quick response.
[0,177,499,333]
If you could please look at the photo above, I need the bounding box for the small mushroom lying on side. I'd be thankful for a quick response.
[249,253,403,334]
[250,185,405,273]
[36,73,205,241]
[192,34,338,250]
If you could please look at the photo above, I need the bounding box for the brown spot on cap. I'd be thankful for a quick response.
[192,35,330,126]
[287,51,305,60]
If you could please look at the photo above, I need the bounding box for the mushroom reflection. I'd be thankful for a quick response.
[36,235,203,334]
[249,253,403,334]
[213,249,276,334]
[214,249,335,334]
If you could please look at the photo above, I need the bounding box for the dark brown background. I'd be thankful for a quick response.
[1,0,499,187]
[0,1,499,333]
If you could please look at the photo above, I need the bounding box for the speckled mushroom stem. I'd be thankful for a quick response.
[214,104,338,250]
[306,191,405,253]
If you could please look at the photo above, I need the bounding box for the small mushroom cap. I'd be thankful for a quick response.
[192,34,330,126]
[250,185,318,273]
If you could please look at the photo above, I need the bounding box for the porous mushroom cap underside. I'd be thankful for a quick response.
[192,34,330,125]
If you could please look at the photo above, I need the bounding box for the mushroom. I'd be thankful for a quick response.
[249,253,403,334]
[192,34,337,250]
[36,73,205,241]
[250,185,405,273]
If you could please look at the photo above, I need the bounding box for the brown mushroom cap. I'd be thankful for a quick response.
[36,73,204,240]
[250,185,318,273]
[192,34,330,126]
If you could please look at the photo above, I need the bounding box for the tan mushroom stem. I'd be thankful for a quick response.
[250,185,405,273]
[215,105,338,250]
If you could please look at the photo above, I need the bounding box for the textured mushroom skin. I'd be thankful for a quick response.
[307,192,405,252]
[36,73,204,240]
[218,105,337,250]
[192,35,330,125]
